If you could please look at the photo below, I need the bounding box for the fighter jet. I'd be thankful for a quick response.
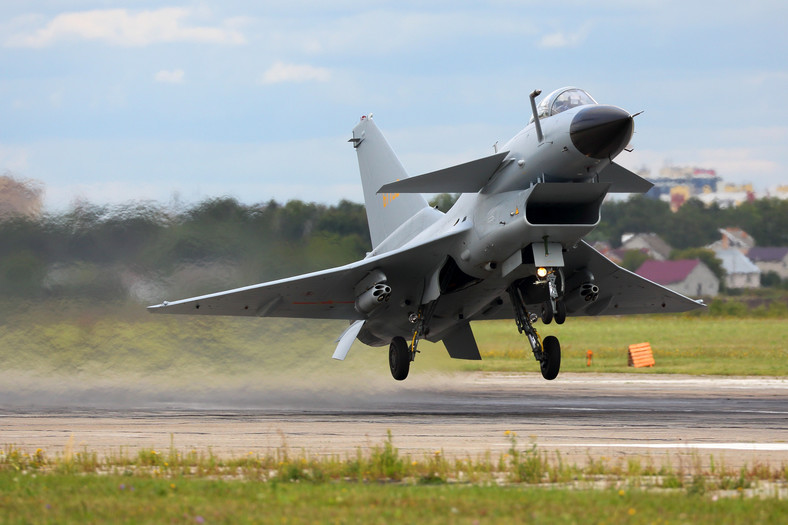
[149,87,704,381]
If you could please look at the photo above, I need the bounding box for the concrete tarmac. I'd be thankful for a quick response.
[2,373,787,468]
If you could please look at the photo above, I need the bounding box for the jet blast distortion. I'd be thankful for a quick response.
[150,87,704,381]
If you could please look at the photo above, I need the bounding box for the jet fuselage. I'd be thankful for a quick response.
[359,90,635,345]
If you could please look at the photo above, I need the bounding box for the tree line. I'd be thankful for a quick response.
[591,196,788,249]
[1,194,786,301]
[431,193,787,249]
[0,198,370,300]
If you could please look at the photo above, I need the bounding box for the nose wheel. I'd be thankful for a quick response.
[555,299,566,324]
[541,299,567,325]
[540,301,553,324]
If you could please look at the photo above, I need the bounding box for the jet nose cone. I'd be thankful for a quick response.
[570,106,633,159]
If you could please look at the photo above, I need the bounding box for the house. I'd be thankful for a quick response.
[747,247,788,280]
[707,227,756,253]
[712,247,761,289]
[620,233,672,261]
[608,248,650,270]
[592,241,624,265]
[635,259,719,298]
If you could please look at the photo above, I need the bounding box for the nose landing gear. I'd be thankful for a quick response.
[508,284,562,380]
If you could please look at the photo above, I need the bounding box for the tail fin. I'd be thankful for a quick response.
[351,116,430,248]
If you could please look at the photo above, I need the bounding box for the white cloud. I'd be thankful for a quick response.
[538,25,592,49]
[20,136,361,212]
[253,11,538,57]
[618,145,783,190]
[5,8,246,48]
[723,126,788,144]
[155,69,185,84]
[696,148,779,177]
[259,62,331,85]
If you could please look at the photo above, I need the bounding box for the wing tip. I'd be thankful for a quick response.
[147,301,169,313]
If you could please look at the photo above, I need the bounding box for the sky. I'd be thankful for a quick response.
[1,0,787,211]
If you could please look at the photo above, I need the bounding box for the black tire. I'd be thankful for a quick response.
[389,336,411,381]
[541,301,554,324]
[540,335,561,380]
[555,299,567,325]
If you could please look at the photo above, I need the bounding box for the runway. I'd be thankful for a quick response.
[2,373,787,468]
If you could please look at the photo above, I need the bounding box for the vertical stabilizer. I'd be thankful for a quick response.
[351,116,430,248]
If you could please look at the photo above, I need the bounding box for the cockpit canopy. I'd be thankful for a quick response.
[531,87,597,122]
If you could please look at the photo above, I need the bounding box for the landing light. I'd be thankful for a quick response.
[537,267,548,278]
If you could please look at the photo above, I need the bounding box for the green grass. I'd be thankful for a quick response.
[3,474,787,524]
[2,434,788,524]
[0,300,786,381]
[5,433,787,487]
[471,317,788,375]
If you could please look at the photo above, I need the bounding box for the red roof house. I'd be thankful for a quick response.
[635,259,719,298]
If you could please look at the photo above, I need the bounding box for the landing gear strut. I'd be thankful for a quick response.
[541,271,566,325]
[508,284,562,380]
[388,303,434,381]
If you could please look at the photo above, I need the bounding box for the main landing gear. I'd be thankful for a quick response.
[389,304,433,381]
[389,336,411,381]
[508,284,561,380]
[540,335,561,380]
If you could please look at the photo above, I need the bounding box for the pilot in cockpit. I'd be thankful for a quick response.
[532,87,597,122]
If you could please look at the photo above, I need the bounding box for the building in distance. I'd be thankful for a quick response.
[647,166,722,199]
[635,259,719,298]
[707,227,756,253]
[0,175,43,220]
[639,165,762,211]
[620,232,673,261]
[747,247,788,280]
[711,247,761,290]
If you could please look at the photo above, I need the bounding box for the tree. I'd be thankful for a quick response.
[597,196,672,247]
[620,250,650,272]
[315,199,370,242]
[760,271,783,288]
[665,199,721,249]
[429,193,459,213]
[0,250,46,296]
[726,198,788,245]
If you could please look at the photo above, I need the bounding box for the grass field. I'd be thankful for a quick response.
[0,300,787,381]
[2,302,787,522]
[472,316,788,375]
[2,434,787,524]
[3,474,787,524]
